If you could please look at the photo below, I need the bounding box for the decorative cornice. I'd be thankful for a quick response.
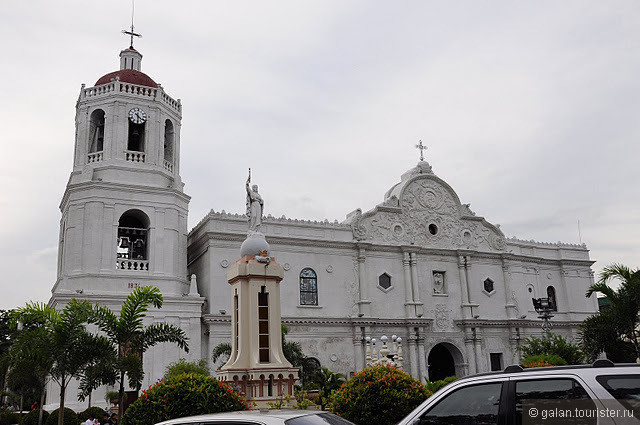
[454,319,585,328]
[202,315,433,327]
[506,236,587,250]
[190,209,349,236]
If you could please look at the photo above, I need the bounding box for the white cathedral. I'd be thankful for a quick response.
[48,45,599,410]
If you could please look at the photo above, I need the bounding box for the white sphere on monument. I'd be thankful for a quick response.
[240,232,270,258]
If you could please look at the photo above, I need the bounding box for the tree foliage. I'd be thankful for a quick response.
[580,264,640,362]
[519,333,584,365]
[163,358,209,380]
[121,374,248,425]
[309,367,345,410]
[11,300,110,425]
[91,286,189,418]
[330,366,430,425]
[522,353,567,367]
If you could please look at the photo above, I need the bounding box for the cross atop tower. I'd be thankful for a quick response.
[122,0,142,48]
[415,140,427,162]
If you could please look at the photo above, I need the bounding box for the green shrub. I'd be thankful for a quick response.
[163,359,209,380]
[425,376,458,394]
[0,410,21,425]
[520,333,584,365]
[121,373,248,425]
[329,366,431,425]
[522,353,568,367]
[21,409,49,425]
[45,408,78,425]
[78,407,106,423]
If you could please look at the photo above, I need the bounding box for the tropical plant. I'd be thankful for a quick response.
[91,286,189,418]
[329,366,431,425]
[78,349,118,407]
[11,300,111,425]
[211,324,305,371]
[310,367,345,410]
[210,343,231,368]
[522,353,567,367]
[163,358,209,380]
[424,376,458,394]
[581,264,640,362]
[121,373,248,425]
[78,407,107,423]
[0,310,17,392]
[21,409,50,425]
[44,408,78,425]
[519,333,584,365]
[0,410,21,425]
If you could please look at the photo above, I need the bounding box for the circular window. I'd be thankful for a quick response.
[428,224,438,235]
[528,287,533,293]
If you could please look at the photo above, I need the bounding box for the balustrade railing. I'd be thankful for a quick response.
[81,81,181,113]
[87,151,103,163]
[116,259,149,271]
[125,151,145,163]
[163,160,174,172]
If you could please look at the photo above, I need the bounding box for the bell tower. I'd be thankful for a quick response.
[52,44,192,300]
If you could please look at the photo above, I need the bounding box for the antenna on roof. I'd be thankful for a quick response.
[122,0,142,48]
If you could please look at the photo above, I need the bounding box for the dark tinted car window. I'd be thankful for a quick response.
[285,413,354,425]
[596,374,640,417]
[515,378,595,425]
[418,382,502,425]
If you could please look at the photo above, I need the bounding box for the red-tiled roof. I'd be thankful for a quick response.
[95,69,158,88]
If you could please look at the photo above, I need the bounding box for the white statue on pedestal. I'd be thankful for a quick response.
[246,168,264,232]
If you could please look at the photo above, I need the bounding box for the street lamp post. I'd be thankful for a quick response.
[532,297,554,332]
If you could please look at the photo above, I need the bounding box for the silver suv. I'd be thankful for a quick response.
[398,360,639,425]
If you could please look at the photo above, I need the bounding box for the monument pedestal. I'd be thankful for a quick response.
[217,249,299,407]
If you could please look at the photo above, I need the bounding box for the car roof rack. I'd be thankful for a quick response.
[504,365,524,373]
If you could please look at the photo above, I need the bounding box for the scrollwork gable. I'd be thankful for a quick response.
[351,173,506,252]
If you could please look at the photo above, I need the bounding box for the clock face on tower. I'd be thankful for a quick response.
[128,107,147,124]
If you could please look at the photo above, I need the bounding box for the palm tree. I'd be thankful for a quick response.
[12,299,111,425]
[7,326,52,425]
[92,286,189,418]
[312,367,345,410]
[583,263,640,362]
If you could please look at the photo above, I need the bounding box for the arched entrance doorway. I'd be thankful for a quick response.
[428,343,463,381]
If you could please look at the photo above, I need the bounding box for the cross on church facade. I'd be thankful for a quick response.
[122,0,142,48]
[415,140,427,162]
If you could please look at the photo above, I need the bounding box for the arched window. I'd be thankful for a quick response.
[300,268,318,305]
[88,109,105,153]
[128,121,145,152]
[116,210,149,270]
[164,119,174,163]
[547,286,557,311]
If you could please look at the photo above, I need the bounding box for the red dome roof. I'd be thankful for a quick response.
[95,69,158,88]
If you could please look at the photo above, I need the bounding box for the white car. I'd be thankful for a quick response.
[398,360,640,425]
[155,410,355,425]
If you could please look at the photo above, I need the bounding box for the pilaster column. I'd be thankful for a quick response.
[410,253,424,317]
[357,247,371,316]
[416,331,427,383]
[464,328,477,375]
[458,255,471,319]
[408,330,418,379]
[353,327,364,372]
[473,327,482,372]
[558,266,571,320]
[402,252,413,317]
[502,260,517,319]
[509,327,521,365]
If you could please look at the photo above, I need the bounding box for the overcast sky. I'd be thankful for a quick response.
[1,1,638,310]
